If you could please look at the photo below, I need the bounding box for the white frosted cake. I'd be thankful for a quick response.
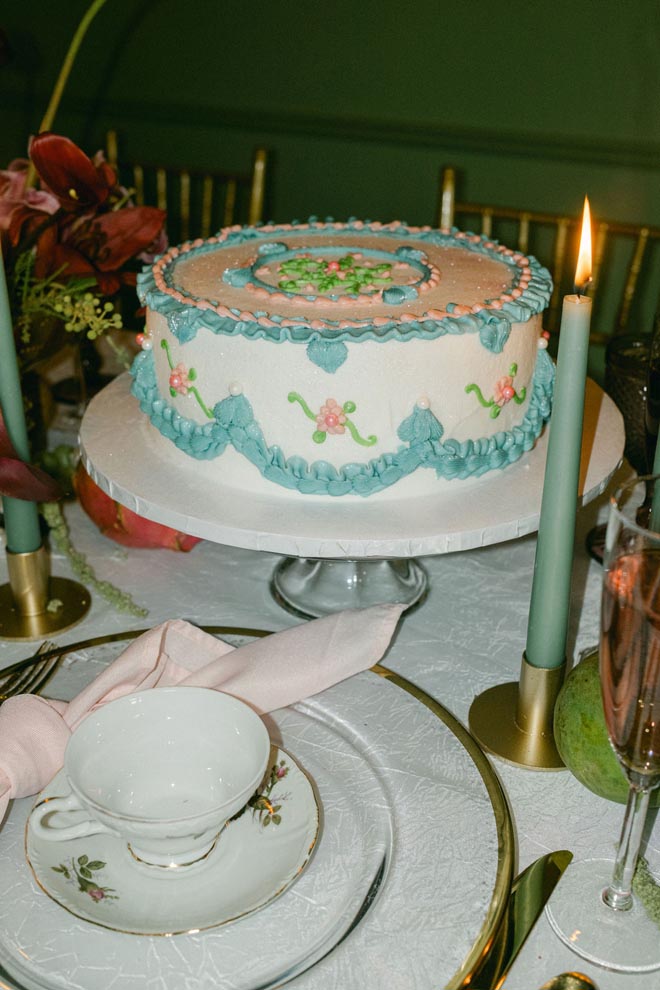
[131,219,554,499]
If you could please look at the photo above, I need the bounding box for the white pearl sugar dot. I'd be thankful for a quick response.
[229,381,243,396]
[416,395,431,410]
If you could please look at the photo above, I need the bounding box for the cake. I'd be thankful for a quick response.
[130,219,554,500]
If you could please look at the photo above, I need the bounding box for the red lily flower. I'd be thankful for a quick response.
[29,133,116,212]
[33,204,166,295]
[0,408,63,502]
[92,207,167,271]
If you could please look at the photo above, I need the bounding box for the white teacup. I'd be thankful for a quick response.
[29,686,270,869]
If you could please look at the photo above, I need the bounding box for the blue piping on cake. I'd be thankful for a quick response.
[130,347,555,497]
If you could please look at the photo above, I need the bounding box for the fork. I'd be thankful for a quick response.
[0,641,62,704]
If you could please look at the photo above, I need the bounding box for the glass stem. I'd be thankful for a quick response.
[603,784,651,911]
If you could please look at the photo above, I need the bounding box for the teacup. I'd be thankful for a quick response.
[29,686,270,869]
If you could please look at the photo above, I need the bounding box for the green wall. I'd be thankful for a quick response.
[3,0,660,377]
[3,0,660,219]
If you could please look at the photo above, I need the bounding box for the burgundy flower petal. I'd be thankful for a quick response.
[93,271,124,295]
[6,204,53,248]
[92,207,166,271]
[0,410,15,458]
[34,240,122,294]
[32,238,95,280]
[29,133,114,211]
[0,457,63,501]
[0,410,63,501]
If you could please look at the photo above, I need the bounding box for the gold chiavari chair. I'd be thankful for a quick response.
[106,130,269,242]
[438,166,660,347]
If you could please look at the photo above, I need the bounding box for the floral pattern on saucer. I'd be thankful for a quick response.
[245,757,291,827]
[52,855,118,903]
[27,747,319,936]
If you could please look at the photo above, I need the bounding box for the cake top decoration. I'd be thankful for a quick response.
[137,219,553,352]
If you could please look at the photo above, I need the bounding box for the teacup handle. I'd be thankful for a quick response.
[29,794,117,843]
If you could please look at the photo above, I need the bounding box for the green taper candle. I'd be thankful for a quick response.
[0,246,42,553]
[525,199,593,669]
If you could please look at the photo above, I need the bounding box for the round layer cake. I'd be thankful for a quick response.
[131,219,554,499]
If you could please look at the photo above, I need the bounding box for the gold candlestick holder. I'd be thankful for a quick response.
[468,653,567,770]
[0,544,91,641]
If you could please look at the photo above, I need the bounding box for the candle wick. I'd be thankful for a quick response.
[574,276,592,298]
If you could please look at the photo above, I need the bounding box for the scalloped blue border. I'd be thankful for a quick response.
[137,220,553,353]
[130,347,555,497]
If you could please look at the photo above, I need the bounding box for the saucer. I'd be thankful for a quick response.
[26,747,319,936]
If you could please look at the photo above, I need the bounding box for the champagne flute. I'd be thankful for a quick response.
[547,473,660,972]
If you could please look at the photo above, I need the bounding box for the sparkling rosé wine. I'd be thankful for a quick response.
[601,551,660,785]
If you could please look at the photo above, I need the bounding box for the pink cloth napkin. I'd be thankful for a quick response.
[0,603,405,822]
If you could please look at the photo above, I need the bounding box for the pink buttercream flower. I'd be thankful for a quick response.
[493,375,515,407]
[169,362,193,395]
[316,398,347,435]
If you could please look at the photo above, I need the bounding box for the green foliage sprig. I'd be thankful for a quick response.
[41,501,148,618]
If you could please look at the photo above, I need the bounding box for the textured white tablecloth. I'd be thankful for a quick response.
[0,464,657,990]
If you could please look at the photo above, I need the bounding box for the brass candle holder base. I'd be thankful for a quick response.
[468,654,567,770]
[0,545,91,642]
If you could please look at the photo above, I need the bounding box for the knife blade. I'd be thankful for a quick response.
[463,848,573,989]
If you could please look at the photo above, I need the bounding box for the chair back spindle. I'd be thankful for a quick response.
[439,166,455,230]
[105,130,268,242]
[248,148,268,226]
[132,164,145,206]
[619,227,650,329]
[518,213,530,254]
[224,178,238,228]
[201,175,214,239]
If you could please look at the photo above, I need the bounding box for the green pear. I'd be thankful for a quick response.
[554,650,660,806]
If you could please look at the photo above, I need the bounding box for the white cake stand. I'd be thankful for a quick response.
[80,374,624,617]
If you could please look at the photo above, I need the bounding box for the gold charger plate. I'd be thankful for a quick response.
[0,626,513,990]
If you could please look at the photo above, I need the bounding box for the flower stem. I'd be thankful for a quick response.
[25,0,109,187]
[41,500,148,617]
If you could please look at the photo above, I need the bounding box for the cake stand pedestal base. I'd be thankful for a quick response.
[270,557,428,619]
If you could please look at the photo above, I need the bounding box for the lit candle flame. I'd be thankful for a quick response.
[574,196,592,296]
